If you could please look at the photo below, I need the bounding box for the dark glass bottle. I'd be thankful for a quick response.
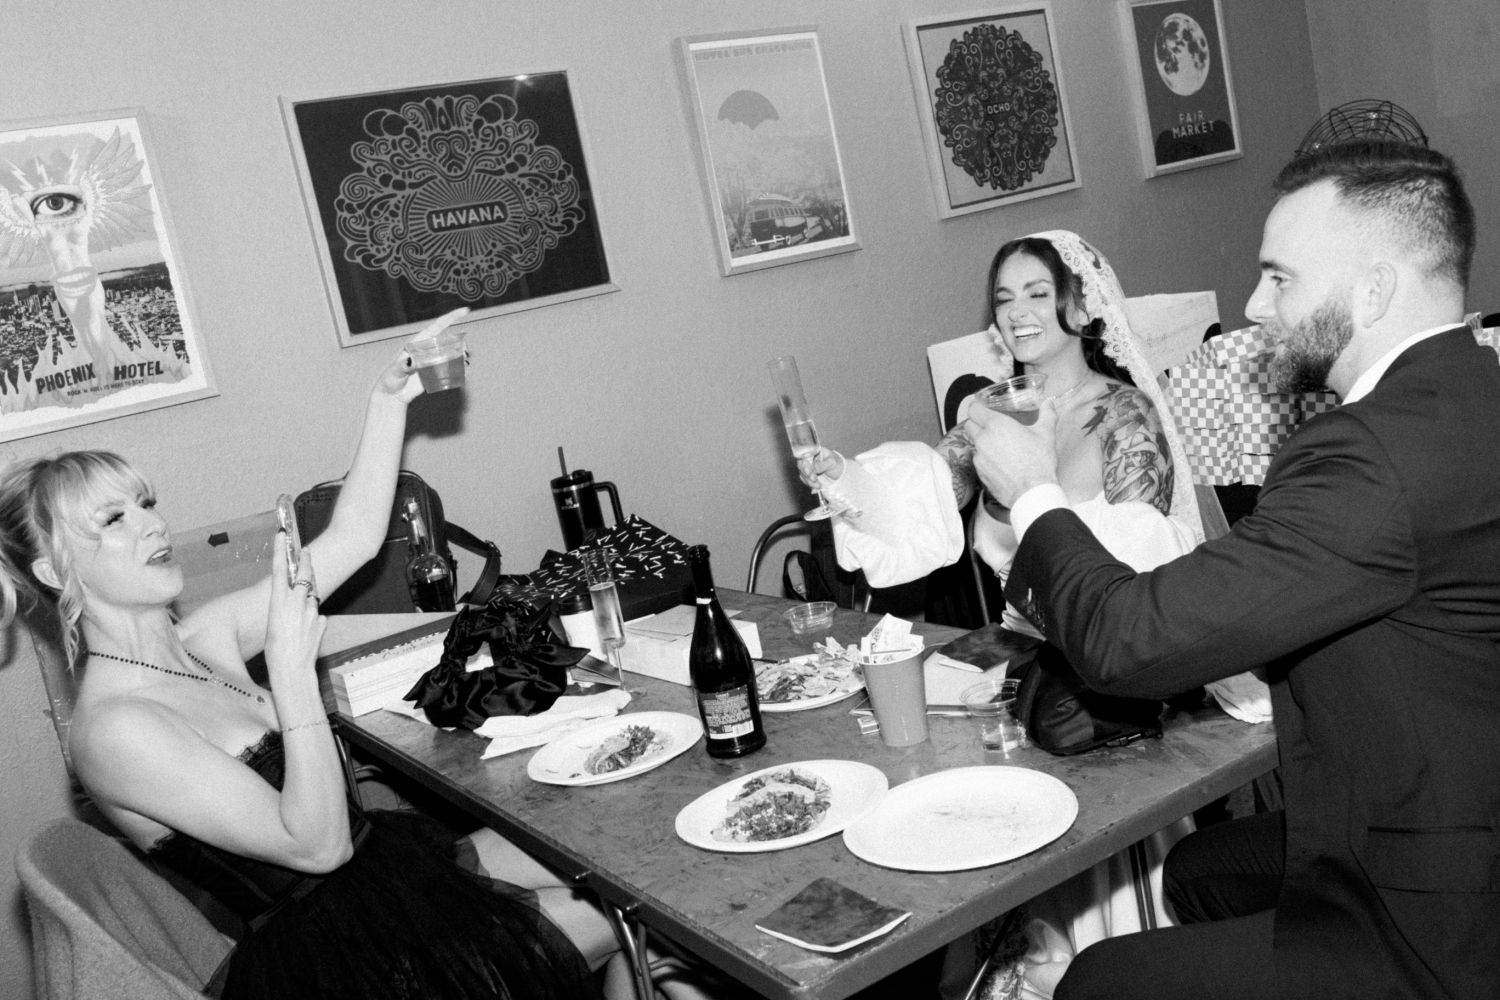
[404,497,455,612]
[687,545,765,758]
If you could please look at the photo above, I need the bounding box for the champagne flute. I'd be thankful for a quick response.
[768,355,844,521]
[580,547,629,692]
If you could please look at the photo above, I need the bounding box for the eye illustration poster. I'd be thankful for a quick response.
[0,113,214,442]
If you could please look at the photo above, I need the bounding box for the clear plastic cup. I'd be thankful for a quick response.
[407,327,468,392]
[962,677,1026,754]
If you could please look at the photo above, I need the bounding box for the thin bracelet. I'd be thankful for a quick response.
[280,719,331,734]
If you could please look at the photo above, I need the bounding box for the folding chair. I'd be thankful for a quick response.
[17,818,231,1000]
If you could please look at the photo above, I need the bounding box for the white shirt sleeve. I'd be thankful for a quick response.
[821,442,965,588]
[1009,484,1071,543]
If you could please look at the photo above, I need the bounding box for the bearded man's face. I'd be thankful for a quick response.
[1267,294,1356,394]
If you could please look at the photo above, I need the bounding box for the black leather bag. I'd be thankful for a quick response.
[294,471,502,614]
[1011,643,1164,755]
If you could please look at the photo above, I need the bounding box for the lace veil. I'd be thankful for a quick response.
[986,230,1204,543]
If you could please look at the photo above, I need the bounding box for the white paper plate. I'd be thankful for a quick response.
[527,712,701,786]
[842,766,1077,871]
[755,654,865,713]
[676,760,888,853]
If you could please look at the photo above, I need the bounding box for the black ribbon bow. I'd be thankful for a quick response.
[404,599,588,730]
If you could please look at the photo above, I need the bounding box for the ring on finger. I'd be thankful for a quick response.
[293,578,316,593]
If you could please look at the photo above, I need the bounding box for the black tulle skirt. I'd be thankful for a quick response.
[220,811,600,1000]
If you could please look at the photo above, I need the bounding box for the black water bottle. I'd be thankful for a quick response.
[687,545,765,758]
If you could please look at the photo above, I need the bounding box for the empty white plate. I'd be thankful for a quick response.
[842,766,1077,871]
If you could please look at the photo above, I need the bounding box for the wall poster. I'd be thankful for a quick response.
[678,28,860,276]
[283,72,616,347]
[1119,0,1242,176]
[904,4,1081,219]
[0,111,215,443]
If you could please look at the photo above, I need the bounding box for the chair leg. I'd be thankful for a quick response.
[604,901,655,1000]
[960,907,1023,1000]
[1128,839,1159,930]
[968,506,991,625]
[334,732,363,810]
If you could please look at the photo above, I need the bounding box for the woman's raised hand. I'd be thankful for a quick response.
[265,532,327,680]
[796,446,846,487]
[378,307,471,402]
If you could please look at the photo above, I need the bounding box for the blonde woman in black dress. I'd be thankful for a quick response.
[0,313,678,999]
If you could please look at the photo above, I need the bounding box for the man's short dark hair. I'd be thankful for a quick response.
[1274,141,1475,291]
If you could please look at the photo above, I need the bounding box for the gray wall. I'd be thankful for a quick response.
[1304,0,1500,314]
[0,1,1320,994]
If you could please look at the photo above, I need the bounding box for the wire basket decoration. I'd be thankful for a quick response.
[1294,100,1428,158]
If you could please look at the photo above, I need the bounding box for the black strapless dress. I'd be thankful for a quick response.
[147,731,600,1000]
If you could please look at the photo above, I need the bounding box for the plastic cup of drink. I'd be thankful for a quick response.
[407,328,467,392]
[858,646,928,748]
[974,374,1048,425]
[962,677,1026,754]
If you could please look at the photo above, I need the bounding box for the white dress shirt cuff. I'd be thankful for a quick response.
[1010,484,1070,543]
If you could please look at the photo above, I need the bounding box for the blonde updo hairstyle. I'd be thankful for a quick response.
[0,451,156,667]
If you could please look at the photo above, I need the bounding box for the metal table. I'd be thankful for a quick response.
[322,593,1277,1000]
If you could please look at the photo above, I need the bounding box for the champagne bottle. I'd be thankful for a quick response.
[404,497,455,612]
[687,544,765,758]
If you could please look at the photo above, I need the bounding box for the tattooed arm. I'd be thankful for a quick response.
[1082,383,1175,516]
[933,424,980,509]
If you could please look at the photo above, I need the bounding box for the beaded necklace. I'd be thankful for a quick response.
[90,649,267,705]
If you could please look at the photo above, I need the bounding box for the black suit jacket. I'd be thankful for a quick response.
[1008,327,1500,1000]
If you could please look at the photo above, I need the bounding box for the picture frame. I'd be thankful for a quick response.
[1117,0,1242,177]
[281,71,617,348]
[0,109,216,443]
[678,27,860,276]
[904,4,1081,219]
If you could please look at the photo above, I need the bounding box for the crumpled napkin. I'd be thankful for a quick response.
[1205,670,1272,724]
[384,688,632,758]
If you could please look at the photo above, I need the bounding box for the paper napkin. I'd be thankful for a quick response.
[383,688,632,758]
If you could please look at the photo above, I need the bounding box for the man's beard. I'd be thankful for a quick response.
[1266,296,1355,394]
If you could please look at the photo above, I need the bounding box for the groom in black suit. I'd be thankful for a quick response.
[966,142,1499,1000]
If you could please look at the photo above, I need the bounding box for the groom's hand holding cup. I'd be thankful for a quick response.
[963,397,1062,508]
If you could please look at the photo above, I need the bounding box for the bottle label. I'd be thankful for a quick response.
[698,687,755,740]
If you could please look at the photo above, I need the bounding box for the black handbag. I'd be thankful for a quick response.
[294,471,502,614]
[1011,643,1164,755]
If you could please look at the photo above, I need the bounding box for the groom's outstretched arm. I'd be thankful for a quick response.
[1004,411,1418,699]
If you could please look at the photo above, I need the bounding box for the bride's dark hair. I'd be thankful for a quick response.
[0,452,154,666]
[988,237,1135,387]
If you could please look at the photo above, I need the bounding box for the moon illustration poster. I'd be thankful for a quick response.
[682,30,859,275]
[1126,0,1241,174]
[287,73,614,346]
[0,114,214,443]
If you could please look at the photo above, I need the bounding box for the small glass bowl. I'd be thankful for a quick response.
[783,601,836,635]
[961,677,1020,717]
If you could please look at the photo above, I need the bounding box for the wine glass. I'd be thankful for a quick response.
[768,355,845,521]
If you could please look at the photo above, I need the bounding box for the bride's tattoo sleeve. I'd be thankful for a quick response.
[1083,384,1175,516]
[934,425,980,508]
